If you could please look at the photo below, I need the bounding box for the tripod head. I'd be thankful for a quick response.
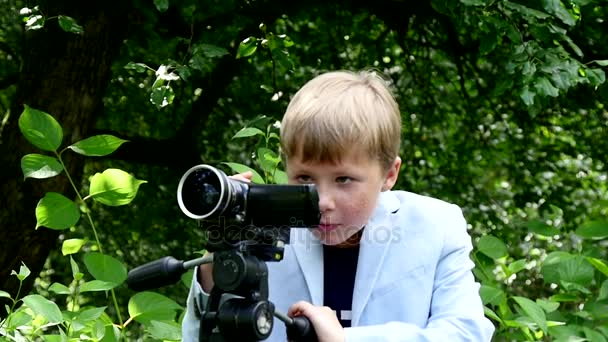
[127,245,317,341]
[127,164,320,341]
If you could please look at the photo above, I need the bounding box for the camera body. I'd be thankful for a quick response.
[177,164,320,256]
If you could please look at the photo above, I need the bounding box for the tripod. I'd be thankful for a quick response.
[128,242,317,342]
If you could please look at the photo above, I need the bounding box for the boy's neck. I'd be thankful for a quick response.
[332,228,364,248]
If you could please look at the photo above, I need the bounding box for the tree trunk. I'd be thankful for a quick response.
[0,1,129,311]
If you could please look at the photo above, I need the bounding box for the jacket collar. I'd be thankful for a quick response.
[290,191,401,322]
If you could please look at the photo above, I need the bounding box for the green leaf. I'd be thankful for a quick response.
[508,259,528,275]
[542,253,594,286]
[575,220,608,239]
[22,294,63,324]
[232,127,265,139]
[80,280,118,292]
[17,263,31,280]
[460,0,485,5]
[484,306,502,323]
[591,60,608,66]
[221,162,265,184]
[0,290,11,299]
[75,307,107,323]
[70,256,81,280]
[150,84,176,109]
[128,292,182,324]
[148,320,182,340]
[257,147,280,175]
[536,299,559,313]
[526,219,559,236]
[18,105,63,152]
[564,36,583,57]
[520,86,535,106]
[124,62,149,73]
[83,252,127,284]
[236,37,258,59]
[21,154,63,180]
[512,296,547,333]
[273,169,288,185]
[281,35,294,48]
[101,323,121,342]
[543,0,576,26]
[48,283,70,295]
[503,1,551,19]
[197,44,229,58]
[599,280,608,301]
[88,169,147,206]
[176,65,191,81]
[62,238,86,256]
[586,68,606,86]
[477,235,508,259]
[570,0,592,5]
[10,263,31,281]
[153,0,169,12]
[68,135,128,156]
[534,77,559,97]
[480,285,505,306]
[5,310,33,330]
[244,115,273,128]
[35,192,80,230]
[272,48,294,70]
[549,293,578,302]
[586,257,608,277]
[57,15,83,34]
[583,327,607,342]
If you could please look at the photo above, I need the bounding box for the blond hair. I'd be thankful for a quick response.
[280,70,401,171]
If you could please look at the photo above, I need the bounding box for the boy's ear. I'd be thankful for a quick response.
[382,157,401,191]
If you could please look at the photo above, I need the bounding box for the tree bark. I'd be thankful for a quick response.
[0,1,129,311]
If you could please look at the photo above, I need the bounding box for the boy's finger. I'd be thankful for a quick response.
[242,171,253,179]
[287,300,313,317]
[229,171,253,183]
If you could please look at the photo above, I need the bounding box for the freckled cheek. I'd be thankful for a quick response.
[342,196,374,227]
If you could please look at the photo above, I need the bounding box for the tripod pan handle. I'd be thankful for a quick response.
[286,316,318,342]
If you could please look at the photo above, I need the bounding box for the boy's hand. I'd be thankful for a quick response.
[197,171,253,293]
[288,301,345,342]
[230,170,253,183]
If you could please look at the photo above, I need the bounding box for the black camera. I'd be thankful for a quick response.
[177,164,320,255]
[128,164,319,341]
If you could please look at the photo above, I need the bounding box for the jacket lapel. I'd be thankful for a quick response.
[290,228,324,305]
[351,191,400,326]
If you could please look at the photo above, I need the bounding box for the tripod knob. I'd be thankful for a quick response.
[286,316,318,342]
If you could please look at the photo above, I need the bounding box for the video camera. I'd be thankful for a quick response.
[128,164,320,341]
[177,164,319,257]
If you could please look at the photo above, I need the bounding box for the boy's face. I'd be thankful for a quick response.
[286,150,400,246]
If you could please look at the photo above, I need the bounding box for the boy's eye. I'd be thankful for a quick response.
[296,175,313,183]
[336,176,352,184]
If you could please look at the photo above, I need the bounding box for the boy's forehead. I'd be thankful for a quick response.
[286,147,379,169]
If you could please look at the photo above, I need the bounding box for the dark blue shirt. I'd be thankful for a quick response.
[323,244,360,327]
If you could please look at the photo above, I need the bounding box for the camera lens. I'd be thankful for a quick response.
[177,165,228,219]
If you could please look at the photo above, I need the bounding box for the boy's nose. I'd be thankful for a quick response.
[318,191,336,213]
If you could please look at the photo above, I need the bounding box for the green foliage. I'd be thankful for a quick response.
[225,115,287,184]
[475,205,608,340]
[2,0,608,341]
[1,106,182,341]
[20,6,83,34]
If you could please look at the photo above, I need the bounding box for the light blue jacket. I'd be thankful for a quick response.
[182,191,495,341]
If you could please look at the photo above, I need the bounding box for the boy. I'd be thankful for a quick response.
[182,70,495,341]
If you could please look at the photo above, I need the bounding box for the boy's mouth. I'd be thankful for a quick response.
[317,224,340,232]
